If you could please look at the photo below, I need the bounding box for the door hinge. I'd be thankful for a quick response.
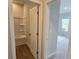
[37,33,39,36]
[37,11,39,15]
[37,51,39,54]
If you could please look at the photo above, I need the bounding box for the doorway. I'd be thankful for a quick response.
[45,0,71,59]
[12,0,39,59]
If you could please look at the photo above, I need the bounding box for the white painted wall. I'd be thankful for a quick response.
[24,4,30,46]
[13,3,31,46]
[9,0,16,59]
[67,38,71,59]
[8,0,13,59]
[46,0,60,59]
[67,21,71,59]
[8,24,13,59]
[13,3,24,18]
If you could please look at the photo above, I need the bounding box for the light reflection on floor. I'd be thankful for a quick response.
[54,36,69,59]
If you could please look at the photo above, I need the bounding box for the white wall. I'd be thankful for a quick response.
[24,4,30,46]
[9,0,16,59]
[46,0,60,59]
[13,3,24,18]
[67,38,71,59]
[8,25,13,59]
[67,20,71,59]
[13,3,30,46]
[8,0,13,59]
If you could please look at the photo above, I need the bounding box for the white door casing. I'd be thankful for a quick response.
[9,0,16,59]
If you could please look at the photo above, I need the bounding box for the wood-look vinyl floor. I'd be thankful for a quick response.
[16,44,35,59]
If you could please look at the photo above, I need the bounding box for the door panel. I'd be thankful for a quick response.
[46,0,60,59]
[30,6,38,59]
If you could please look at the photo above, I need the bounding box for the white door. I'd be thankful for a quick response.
[46,0,60,59]
[29,6,38,59]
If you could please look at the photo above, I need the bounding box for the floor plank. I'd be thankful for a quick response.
[16,44,35,59]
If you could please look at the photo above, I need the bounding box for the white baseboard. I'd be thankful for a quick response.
[47,52,56,59]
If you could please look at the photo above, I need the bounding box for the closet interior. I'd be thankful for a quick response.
[12,0,40,59]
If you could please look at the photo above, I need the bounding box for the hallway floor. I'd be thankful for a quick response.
[16,44,35,59]
[54,36,69,59]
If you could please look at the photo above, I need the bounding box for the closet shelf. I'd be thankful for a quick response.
[20,24,25,26]
[30,0,41,4]
[15,35,26,39]
[19,30,25,31]
[14,17,24,19]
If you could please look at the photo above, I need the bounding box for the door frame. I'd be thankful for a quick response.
[42,0,71,59]
[8,0,42,59]
[9,0,16,59]
[41,1,50,59]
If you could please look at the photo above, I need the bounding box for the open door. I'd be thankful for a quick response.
[29,6,39,59]
[44,0,71,59]
[46,2,60,59]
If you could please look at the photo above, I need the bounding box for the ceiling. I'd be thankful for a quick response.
[13,0,39,8]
